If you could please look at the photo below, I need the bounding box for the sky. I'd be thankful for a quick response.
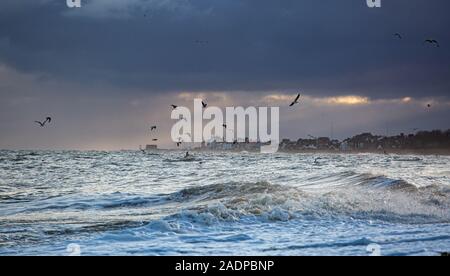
[0,0,449,150]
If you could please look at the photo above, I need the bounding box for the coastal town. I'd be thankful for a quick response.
[277,129,450,153]
[145,129,450,154]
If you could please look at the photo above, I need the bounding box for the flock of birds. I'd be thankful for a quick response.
[393,33,440,109]
[34,32,439,151]
[145,94,303,149]
[35,84,432,151]
[394,32,440,47]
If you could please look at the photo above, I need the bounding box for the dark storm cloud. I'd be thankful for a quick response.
[1,0,450,98]
[1,0,450,150]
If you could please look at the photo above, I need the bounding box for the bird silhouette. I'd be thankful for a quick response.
[427,104,432,108]
[424,39,440,47]
[394,33,402,40]
[222,124,227,129]
[289,94,301,107]
[152,139,158,142]
[34,117,51,127]
[202,100,207,108]
[171,105,178,109]
[34,121,45,127]
[176,141,182,147]
[150,126,157,131]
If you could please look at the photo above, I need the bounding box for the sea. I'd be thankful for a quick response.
[0,150,449,256]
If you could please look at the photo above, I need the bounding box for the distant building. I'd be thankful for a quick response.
[191,129,450,153]
[200,140,264,152]
[317,137,331,149]
[145,145,158,151]
[340,141,349,151]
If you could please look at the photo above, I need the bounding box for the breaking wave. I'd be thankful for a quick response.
[6,172,448,227]
[2,151,449,255]
[154,173,450,228]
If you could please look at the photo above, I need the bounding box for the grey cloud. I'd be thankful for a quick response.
[65,0,208,19]
[0,64,448,150]
[1,1,450,149]
[0,0,449,98]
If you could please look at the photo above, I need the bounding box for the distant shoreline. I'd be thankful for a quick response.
[1,148,450,156]
[189,148,450,156]
[278,149,450,156]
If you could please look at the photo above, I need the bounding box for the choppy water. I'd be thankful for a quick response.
[0,150,449,256]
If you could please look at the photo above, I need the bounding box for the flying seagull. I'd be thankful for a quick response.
[34,117,51,127]
[222,124,227,129]
[289,94,301,107]
[171,105,178,109]
[150,126,157,131]
[202,100,207,108]
[424,39,440,47]
[394,33,402,39]
[176,137,183,147]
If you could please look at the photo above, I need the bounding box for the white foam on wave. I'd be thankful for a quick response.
[152,174,450,228]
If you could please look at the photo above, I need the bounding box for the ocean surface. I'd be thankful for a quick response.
[0,150,449,256]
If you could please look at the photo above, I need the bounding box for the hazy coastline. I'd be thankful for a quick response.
[192,148,450,156]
